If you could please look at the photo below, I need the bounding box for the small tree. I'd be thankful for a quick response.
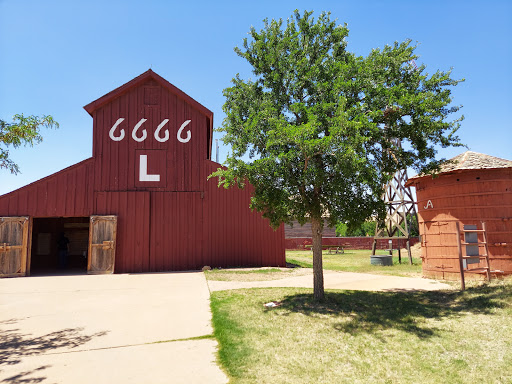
[211,10,464,300]
[0,114,59,174]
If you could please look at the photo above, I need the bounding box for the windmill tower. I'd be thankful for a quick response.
[371,158,419,264]
[371,61,421,264]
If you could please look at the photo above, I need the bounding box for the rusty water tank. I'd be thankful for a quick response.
[407,151,512,280]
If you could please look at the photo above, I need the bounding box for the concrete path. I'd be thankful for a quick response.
[207,269,452,292]
[1,269,451,383]
[0,273,228,384]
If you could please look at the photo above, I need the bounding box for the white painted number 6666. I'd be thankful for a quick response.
[109,118,192,143]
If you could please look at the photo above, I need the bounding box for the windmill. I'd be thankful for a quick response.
[371,151,419,264]
[370,58,421,264]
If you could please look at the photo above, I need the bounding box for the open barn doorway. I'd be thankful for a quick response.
[30,217,90,275]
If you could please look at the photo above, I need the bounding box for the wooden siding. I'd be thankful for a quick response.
[92,79,209,192]
[205,160,286,268]
[95,192,150,273]
[0,159,94,217]
[150,192,204,271]
[411,168,512,279]
[0,71,285,273]
[92,183,286,273]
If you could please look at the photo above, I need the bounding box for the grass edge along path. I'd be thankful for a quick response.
[210,281,512,384]
[286,249,422,277]
[205,250,423,283]
[205,268,299,282]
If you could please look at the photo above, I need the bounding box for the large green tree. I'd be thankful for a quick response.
[211,10,464,300]
[0,114,59,174]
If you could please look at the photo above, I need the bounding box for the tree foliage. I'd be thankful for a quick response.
[0,114,59,174]
[211,10,464,299]
[336,221,376,237]
[336,215,419,237]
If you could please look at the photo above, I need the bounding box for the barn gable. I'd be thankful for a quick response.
[84,70,213,119]
[84,70,213,192]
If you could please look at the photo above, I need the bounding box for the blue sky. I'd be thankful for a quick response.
[1,0,511,195]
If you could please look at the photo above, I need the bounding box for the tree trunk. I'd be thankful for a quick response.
[311,217,324,301]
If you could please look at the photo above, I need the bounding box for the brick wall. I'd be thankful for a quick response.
[285,237,420,250]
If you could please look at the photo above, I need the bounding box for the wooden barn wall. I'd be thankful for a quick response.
[95,191,151,273]
[93,181,285,273]
[92,79,208,193]
[204,160,286,268]
[0,159,94,217]
[0,73,286,274]
[150,192,204,271]
[413,168,512,279]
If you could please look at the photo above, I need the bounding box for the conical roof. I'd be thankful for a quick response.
[437,151,512,172]
[407,151,512,184]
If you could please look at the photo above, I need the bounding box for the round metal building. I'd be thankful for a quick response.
[407,151,512,280]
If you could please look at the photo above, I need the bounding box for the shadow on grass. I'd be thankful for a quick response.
[0,325,108,367]
[277,283,511,339]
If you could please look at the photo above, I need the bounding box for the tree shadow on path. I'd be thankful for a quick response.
[0,325,108,367]
[1,365,52,384]
[277,283,511,339]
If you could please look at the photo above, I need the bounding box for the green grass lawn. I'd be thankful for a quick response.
[286,249,423,277]
[211,280,512,384]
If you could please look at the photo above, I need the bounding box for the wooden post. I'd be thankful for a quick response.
[481,221,491,282]
[406,239,412,265]
[456,222,465,290]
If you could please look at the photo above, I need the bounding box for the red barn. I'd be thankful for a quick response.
[0,70,285,277]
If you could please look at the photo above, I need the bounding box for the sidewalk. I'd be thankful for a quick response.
[207,269,452,292]
[0,273,228,384]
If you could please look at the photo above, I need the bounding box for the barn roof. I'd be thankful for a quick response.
[83,69,213,119]
[407,151,512,184]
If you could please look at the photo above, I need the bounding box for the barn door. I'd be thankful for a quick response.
[0,217,30,277]
[88,215,117,274]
